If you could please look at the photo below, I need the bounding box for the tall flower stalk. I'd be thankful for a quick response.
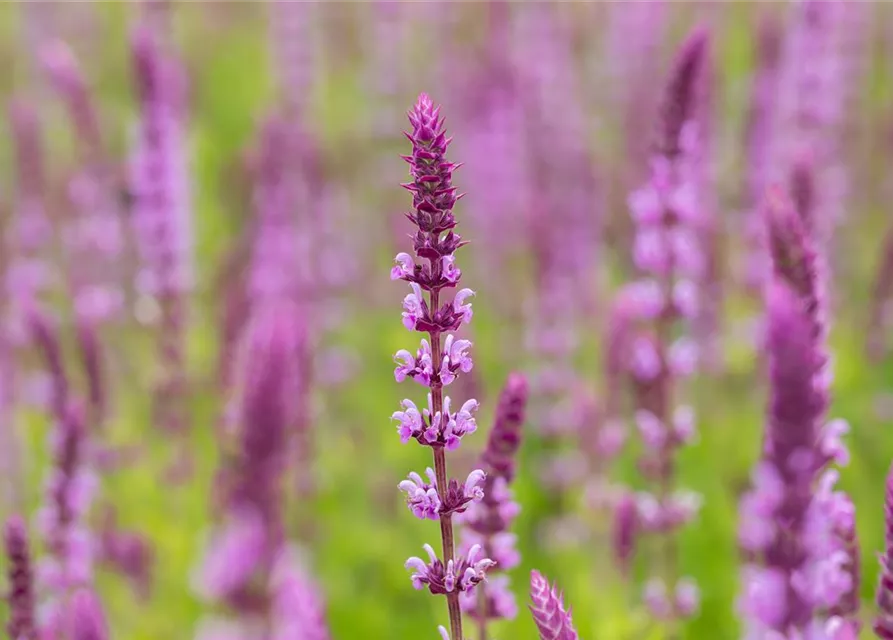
[458,373,528,639]
[392,94,493,640]
[737,189,857,637]
[30,376,100,635]
[40,40,124,325]
[7,99,53,312]
[195,301,322,637]
[608,28,709,629]
[130,24,192,433]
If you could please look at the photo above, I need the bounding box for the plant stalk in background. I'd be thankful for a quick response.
[738,188,857,636]
[458,373,528,639]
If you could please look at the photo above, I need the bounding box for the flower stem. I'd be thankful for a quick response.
[477,587,488,640]
[433,439,463,639]
[430,296,463,639]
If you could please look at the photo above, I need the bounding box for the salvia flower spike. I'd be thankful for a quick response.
[131,24,192,432]
[528,570,579,640]
[612,25,710,625]
[393,93,491,640]
[738,190,856,635]
[458,373,528,634]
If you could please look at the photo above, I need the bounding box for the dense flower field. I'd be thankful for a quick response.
[3,1,893,639]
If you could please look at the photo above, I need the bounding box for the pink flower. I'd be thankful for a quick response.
[402,283,425,330]
[442,255,461,284]
[399,469,441,520]
[391,252,415,280]
[453,289,475,324]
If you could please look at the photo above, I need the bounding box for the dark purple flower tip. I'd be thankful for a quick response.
[529,570,579,640]
[75,316,106,427]
[788,151,816,235]
[234,301,305,493]
[131,25,161,103]
[5,515,35,640]
[481,373,528,481]
[763,186,818,304]
[403,94,461,236]
[68,588,109,640]
[613,492,639,575]
[27,304,70,422]
[764,277,827,475]
[656,25,710,158]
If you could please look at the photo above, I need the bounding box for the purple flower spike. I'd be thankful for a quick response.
[739,275,855,636]
[8,99,52,309]
[656,26,709,159]
[42,37,125,326]
[197,300,310,628]
[5,516,36,640]
[131,23,192,432]
[528,570,578,640]
[480,373,527,482]
[394,94,483,639]
[68,588,109,640]
[227,301,304,541]
[459,373,528,629]
[875,464,893,638]
[40,40,101,157]
[608,25,711,623]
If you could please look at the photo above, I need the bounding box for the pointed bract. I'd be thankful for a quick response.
[528,570,578,640]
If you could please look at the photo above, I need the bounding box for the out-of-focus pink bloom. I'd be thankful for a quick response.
[269,548,330,640]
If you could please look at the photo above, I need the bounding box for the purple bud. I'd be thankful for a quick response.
[27,305,69,421]
[528,570,578,640]
[75,316,105,428]
[613,492,639,574]
[656,26,709,159]
[480,373,527,481]
[5,516,35,640]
